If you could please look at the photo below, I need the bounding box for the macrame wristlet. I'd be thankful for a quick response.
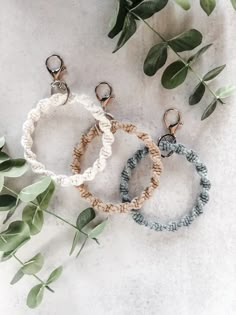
[21,93,114,187]
[71,120,163,213]
[120,141,211,231]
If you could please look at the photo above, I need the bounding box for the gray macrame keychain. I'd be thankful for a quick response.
[120,109,211,232]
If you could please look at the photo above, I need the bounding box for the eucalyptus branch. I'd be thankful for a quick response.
[131,11,218,100]
[108,0,236,119]
[13,254,54,293]
[3,184,86,235]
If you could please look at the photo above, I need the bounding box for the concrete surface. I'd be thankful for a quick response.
[0,1,235,314]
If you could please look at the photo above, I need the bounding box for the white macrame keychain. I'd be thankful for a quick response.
[21,55,114,187]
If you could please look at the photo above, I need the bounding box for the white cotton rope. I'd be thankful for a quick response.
[21,93,114,187]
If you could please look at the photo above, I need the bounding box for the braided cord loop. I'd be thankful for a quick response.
[21,93,114,186]
[71,120,163,213]
[120,141,211,231]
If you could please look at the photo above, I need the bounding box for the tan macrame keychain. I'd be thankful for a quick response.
[71,83,163,213]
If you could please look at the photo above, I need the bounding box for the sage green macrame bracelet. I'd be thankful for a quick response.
[120,141,211,232]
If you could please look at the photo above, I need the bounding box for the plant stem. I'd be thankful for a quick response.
[3,185,84,234]
[13,254,54,293]
[130,11,218,100]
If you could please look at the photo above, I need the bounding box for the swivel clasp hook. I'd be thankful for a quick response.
[164,108,183,136]
[95,82,113,109]
[45,54,66,81]
[94,82,114,134]
[158,108,183,158]
[45,54,70,105]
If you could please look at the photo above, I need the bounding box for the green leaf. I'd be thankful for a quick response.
[0,159,28,178]
[1,238,29,262]
[0,221,30,252]
[22,204,44,235]
[113,13,137,53]
[215,84,236,99]
[0,152,10,163]
[231,0,236,10]
[108,0,127,38]
[3,207,17,225]
[188,44,212,64]
[10,269,24,285]
[19,177,52,203]
[0,195,17,211]
[200,0,216,15]
[203,65,226,81]
[143,42,168,76]
[69,231,81,256]
[131,0,168,19]
[175,0,191,10]
[189,83,206,105]
[27,284,44,309]
[36,181,55,210]
[0,176,4,193]
[46,266,63,285]
[161,61,189,89]
[88,220,108,239]
[76,208,96,231]
[21,253,44,275]
[201,99,218,120]
[22,181,55,235]
[0,137,5,150]
[168,29,202,52]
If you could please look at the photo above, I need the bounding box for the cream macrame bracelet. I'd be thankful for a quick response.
[21,55,114,187]
[21,93,114,187]
[71,120,163,213]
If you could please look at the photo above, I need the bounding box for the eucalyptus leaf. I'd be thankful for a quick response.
[69,231,81,256]
[143,42,168,76]
[113,13,137,53]
[0,221,30,252]
[215,85,236,99]
[161,60,189,89]
[10,269,24,285]
[0,195,17,212]
[201,99,218,120]
[108,0,127,38]
[168,29,202,52]
[36,181,55,210]
[188,44,212,64]
[189,83,206,105]
[76,208,96,231]
[22,204,44,235]
[200,0,216,15]
[88,220,108,239]
[19,177,52,203]
[1,238,29,262]
[3,207,17,225]
[231,0,236,10]
[0,152,10,162]
[0,176,4,193]
[203,65,226,81]
[131,0,168,19]
[27,284,45,309]
[0,159,28,178]
[175,0,191,10]
[22,181,55,235]
[46,266,63,285]
[21,253,44,275]
[0,137,5,150]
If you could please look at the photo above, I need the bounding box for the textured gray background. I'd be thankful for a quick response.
[0,1,235,314]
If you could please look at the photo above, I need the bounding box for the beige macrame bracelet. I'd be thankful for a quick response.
[71,120,163,213]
